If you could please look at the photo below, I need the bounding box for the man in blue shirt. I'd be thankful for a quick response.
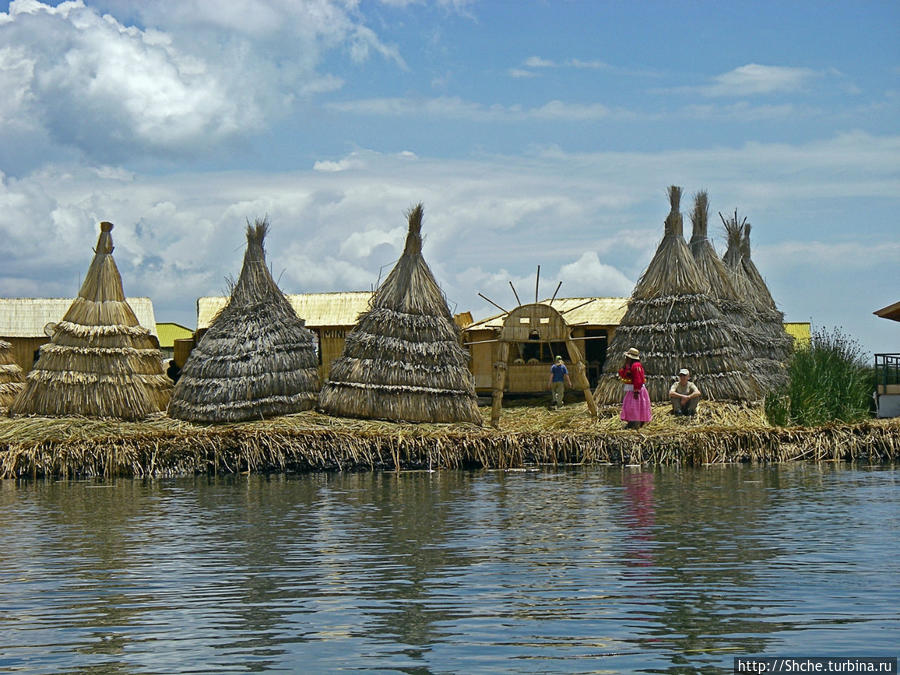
[548,355,572,409]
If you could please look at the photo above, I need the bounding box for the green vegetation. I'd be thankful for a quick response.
[765,327,872,426]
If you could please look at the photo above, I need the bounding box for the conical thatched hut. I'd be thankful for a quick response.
[688,192,762,398]
[10,222,171,419]
[720,211,793,390]
[168,219,319,423]
[594,187,756,404]
[0,339,25,410]
[319,204,481,424]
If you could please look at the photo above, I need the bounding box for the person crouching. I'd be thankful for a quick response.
[669,368,701,416]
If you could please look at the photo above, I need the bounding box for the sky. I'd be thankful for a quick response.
[0,0,898,357]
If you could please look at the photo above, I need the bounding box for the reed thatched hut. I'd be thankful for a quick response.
[720,211,793,391]
[168,219,319,423]
[688,191,762,397]
[0,297,160,374]
[0,340,25,410]
[196,291,376,382]
[594,187,756,405]
[319,204,482,424]
[9,222,171,419]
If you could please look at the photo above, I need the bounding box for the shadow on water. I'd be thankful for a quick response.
[0,462,897,674]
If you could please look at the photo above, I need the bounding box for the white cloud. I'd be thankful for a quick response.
[326,96,622,121]
[313,154,368,172]
[339,227,405,258]
[508,68,538,79]
[0,0,400,162]
[523,56,555,68]
[567,58,612,70]
[558,252,635,297]
[0,132,897,354]
[701,63,820,97]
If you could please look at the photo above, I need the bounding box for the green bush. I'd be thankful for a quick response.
[764,327,872,426]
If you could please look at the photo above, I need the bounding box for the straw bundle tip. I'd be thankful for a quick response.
[100,221,114,232]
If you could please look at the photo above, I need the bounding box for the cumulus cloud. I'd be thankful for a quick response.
[699,63,821,97]
[0,0,400,163]
[0,132,897,354]
[558,252,635,297]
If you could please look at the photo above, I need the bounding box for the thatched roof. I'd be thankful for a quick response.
[467,297,629,332]
[0,339,25,410]
[594,187,756,404]
[0,297,158,338]
[197,291,375,332]
[9,222,171,420]
[168,219,319,423]
[874,301,900,323]
[319,204,481,424]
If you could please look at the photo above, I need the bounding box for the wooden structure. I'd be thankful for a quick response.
[465,296,627,427]
[0,297,159,373]
[873,301,900,418]
[465,297,627,392]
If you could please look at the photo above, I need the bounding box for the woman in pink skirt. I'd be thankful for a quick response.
[618,347,652,429]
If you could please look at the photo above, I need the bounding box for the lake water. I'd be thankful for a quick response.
[1,463,897,674]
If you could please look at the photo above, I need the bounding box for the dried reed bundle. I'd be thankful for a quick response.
[319,204,481,424]
[0,340,25,410]
[1,405,896,478]
[169,219,319,423]
[9,223,171,420]
[688,192,763,397]
[595,187,756,405]
[720,211,793,390]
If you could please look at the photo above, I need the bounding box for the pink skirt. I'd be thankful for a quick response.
[620,385,652,422]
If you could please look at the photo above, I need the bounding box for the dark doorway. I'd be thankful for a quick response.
[583,329,608,388]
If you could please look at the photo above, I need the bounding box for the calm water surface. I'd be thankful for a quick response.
[0,463,897,673]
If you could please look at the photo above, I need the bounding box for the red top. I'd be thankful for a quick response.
[619,361,645,390]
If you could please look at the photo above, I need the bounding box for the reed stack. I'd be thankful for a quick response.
[9,222,171,420]
[0,340,25,410]
[319,204,482,424]
[594,187,755,405]
[169,218,319,423]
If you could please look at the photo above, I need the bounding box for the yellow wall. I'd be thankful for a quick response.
[156,323,193,349]
[4,337,48,373]
[784,322,811,347]
[317,327,351,381]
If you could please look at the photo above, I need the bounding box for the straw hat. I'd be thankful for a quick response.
[624,347,640,360]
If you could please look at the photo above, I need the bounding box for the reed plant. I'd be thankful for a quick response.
[765,327,872,426]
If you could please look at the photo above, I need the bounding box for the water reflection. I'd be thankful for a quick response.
[0,463,897,673]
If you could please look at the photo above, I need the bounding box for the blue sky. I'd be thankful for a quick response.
[0,0,898,356]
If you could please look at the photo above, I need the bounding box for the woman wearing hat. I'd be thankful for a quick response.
[618,347,652,429]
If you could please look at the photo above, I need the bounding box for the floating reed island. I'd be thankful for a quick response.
[1,402,897,478]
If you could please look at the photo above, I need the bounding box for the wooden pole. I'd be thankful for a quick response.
[490,341,509,429]
[566,338,598,418]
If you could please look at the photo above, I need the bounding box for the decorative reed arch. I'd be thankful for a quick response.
[478,267,599,428]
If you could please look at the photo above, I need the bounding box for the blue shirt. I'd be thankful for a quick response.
[551,363,568,382]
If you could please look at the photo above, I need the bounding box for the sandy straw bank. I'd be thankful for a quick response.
[1,402,897,478]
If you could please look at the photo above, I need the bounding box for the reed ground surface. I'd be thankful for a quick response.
[1,397,897,478]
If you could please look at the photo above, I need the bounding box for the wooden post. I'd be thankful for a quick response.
[490,342,509,429]
[566,339,598,418]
